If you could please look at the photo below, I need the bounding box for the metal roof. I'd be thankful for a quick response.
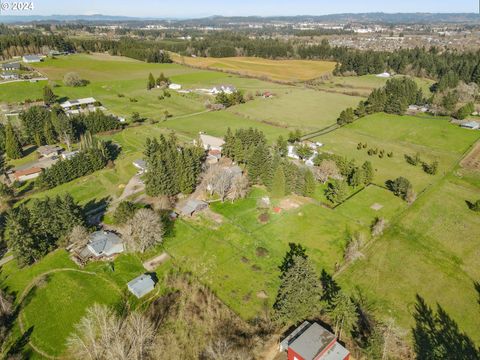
[87,231,124,257]
[289,322,336,360]
[179,199,208,216]
[127,274,155,298]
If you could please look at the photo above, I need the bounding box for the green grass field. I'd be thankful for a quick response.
[229,88,363,131]
[339,173,480,343]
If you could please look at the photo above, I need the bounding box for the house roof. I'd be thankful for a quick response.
[37,145,63,156]
[14,167,42,179]
[462,121,479,129]
[133,159,147,169]
[87,231,123,257]
[2,62,20,69]
[200,134,225,149]
[320,342,350,360]
[179,199,208,216]
[23,55,42,61]
[127,274,155,298]
[60,97,97,108]
[288,322,336,360]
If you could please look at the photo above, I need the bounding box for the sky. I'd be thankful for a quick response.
[1,0,478,18]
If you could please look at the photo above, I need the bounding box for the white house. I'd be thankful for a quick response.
[199,134,225,151]
[22,55,43,63]
[168,83,182,90]
[376,72,391,78]
[128,274,155,298]
[60,97,97,110]
[287,145,300,160]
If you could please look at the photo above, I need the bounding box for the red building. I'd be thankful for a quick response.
[280,321,350,360]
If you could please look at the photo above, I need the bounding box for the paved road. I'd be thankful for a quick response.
[0,255,14,267]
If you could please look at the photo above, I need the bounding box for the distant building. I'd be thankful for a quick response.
[61,151,79,160]
[22,55,43,63]
[199,134,225,151]
[169,83,182,90]
[376,72,391,78]
[13,167,42,182]
[86,231,124,258]
[127,274,155,298]
[178,199,208,217]
[461,121,480,130]
[211,85,236,94]
[280,321,350,360]
[132,159,147,173]
[2,62,20,71]
[60,97,97,110]
[37,145,63,158]
[0,72,19,80]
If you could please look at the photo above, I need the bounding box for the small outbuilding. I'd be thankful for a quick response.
[127,274,155,298]
[169,83,182,90]
[132,159,147,173]
[0,72,19,80]
[22,55,43,63]
[179,199,208,217]
[13,167,42,182]
[87,231,124,258]
[376,72,391,78]
[2,62,20,71]
[461,121,480,130]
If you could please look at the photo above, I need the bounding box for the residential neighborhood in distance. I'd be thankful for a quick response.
[0,1,479,359]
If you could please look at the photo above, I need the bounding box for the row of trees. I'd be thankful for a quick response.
[338,77,423,126]
[5,194,84,266]
[36,133,114,189]
[147,72,171,90]
[144,134,205,196]
[214,91,245,108]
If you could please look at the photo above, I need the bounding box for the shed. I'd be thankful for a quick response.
[179,200,208,217]
[127,274,155,298]
[169,83,182,90]
[13,167,42,182]
[87,231,124,258]
[60,97,97,110]
[61,151,79,160]
[0,72,19,80]
[461,121,479,130]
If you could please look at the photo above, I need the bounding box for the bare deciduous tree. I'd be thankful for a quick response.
[67,225,90,252]
[314,160,341,183]
[344,231,365,263]
[123,208,164,253]
[227,175,249,202]
[67,304,156,360]
[204,165,247,202]
[203,338,244,360]
[371,217,387,237]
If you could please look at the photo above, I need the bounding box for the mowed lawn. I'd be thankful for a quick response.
[339,174,480,343]
[1,250,150,357]
[315,113,480,192]
[229,88,363,131]
[165,188,365,319]
[171,54,337,82]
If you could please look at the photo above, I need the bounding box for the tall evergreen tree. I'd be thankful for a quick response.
[43,85,56,106]
[328,291,359,340]
[303,169,316,197]
[4,123,22,159]
[362,161,374,185]
[274,256,322,325]
[271,164,286,198]
[147,73,155,90]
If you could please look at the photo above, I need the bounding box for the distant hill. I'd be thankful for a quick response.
[0,12,479,25]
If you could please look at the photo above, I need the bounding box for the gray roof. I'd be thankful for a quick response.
[133,159,147,169]
[462,121,479,129]
[2,62,20,70]
[23,55,42,61]
[289,322,336,360]
[37,145,63,156]
[179,199,208,216]
[127,274,155,298]
[87,231,123,257]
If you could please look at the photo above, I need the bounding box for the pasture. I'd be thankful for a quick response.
[339,174,480,343]
[171,54,337,82]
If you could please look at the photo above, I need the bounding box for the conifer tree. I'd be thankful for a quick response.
[271,165,286,198]
[43,85,56,106]
[43,118,57,144]
[5,123,22,159]
[303,169,316,197]
[362,161,374,185]
[147,73,155,90]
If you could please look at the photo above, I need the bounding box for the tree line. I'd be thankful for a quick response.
[144,134,205,197]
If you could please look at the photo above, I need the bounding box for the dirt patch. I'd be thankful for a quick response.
[243,292,252,302]
[241,256,250,263]
[143,252,170,271]
[204,208,224,224]
[370,203,384,211]
[251,264,261,272]
[461,142,480,171]
[258,212,270,223]
[257,290,269,299]
[256,247,269,257]
[279,198,301,211]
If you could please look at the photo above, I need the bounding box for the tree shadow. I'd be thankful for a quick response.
[84,196,111,225]
[474,281,480,306]
[6,326,34,357]
[412,294,479,359]
[320,269,341,307]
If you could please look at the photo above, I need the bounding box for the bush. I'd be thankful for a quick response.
[113,201,142,224]
[422,161,438,175]
[387,177,413,201]
[63,72,87,87]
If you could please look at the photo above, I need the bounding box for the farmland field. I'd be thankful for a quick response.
[170,54,337,82]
